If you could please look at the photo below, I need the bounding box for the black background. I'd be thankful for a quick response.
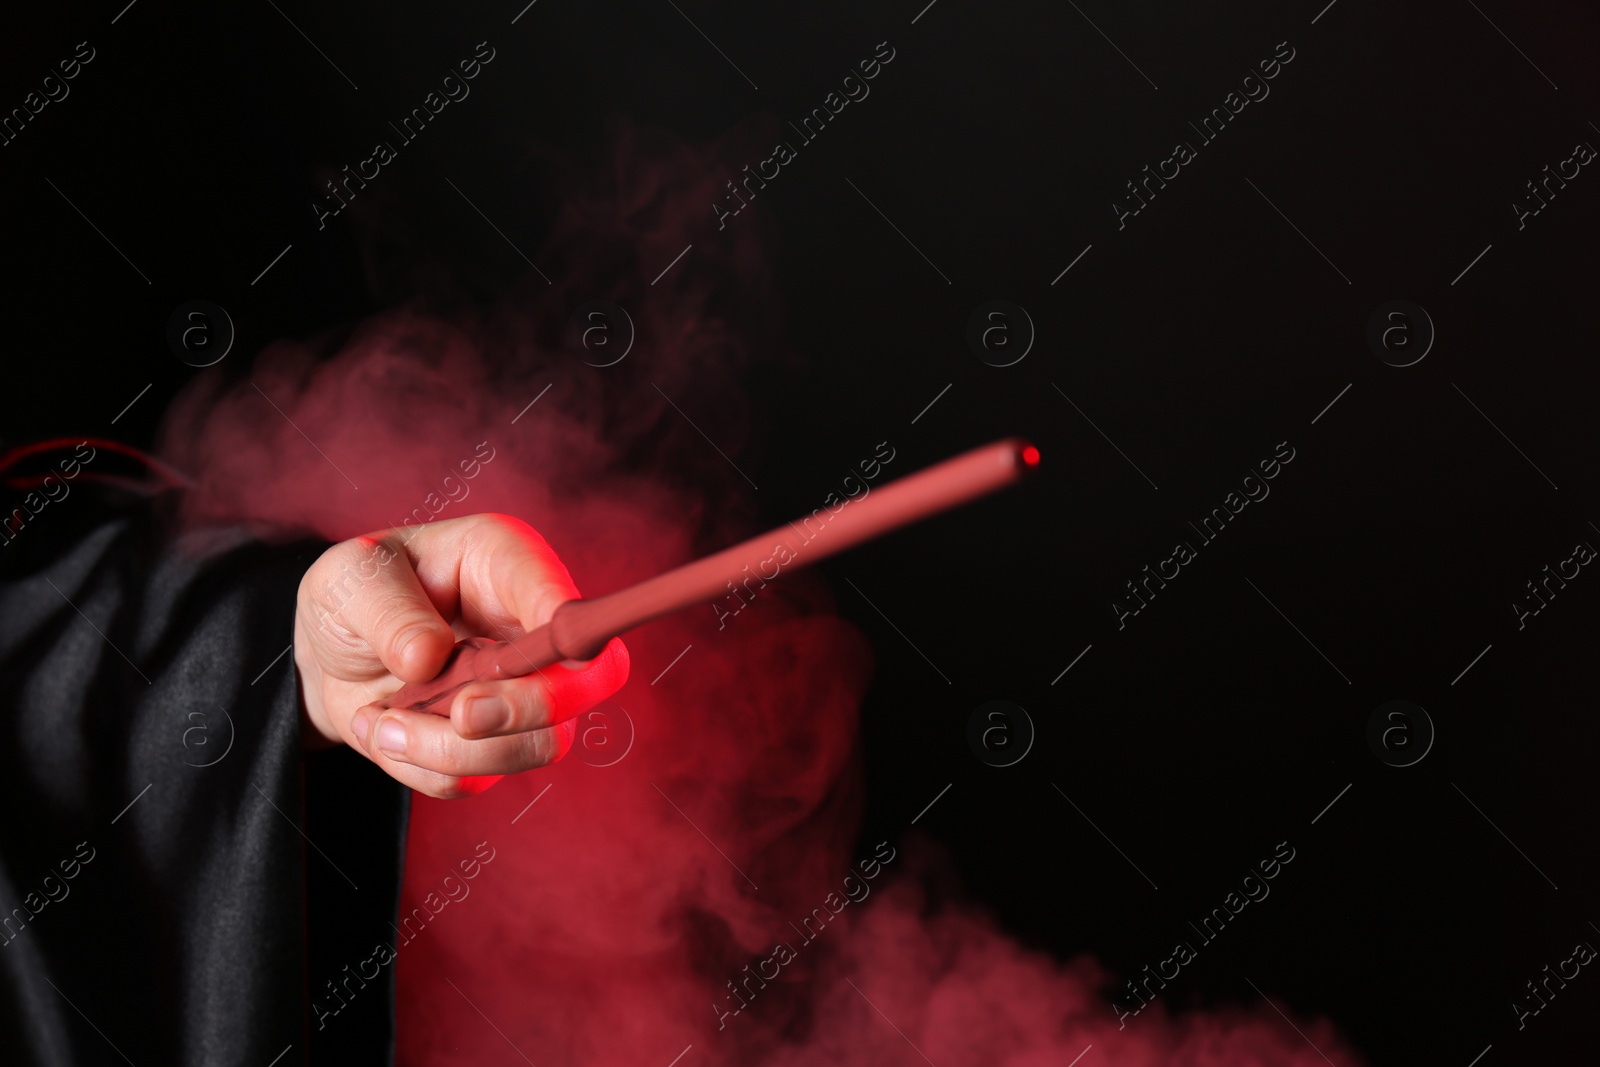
[5,1,1599,1063]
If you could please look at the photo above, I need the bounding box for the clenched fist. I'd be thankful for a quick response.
[293,514,629,798]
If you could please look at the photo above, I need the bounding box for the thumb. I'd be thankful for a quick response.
[311,536,456,683]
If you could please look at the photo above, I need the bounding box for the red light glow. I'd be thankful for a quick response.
[154,124,1361,1067]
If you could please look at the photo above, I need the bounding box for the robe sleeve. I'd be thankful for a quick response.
[0,489,408,1066]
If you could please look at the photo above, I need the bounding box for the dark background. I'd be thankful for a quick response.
[5,1,1598,1063]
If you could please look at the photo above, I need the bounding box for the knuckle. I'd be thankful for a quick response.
[521,727,558,768]
[527,720,577,767]
[302,609,372,676]
[512,679,556,730]
[307,539,382,618]
[463,513,526,557]
[322,536,378,581]
[424,777,470,800]
[384,762,465,800]
[315,610,366,657]
[483,512,538,540]
[416,728,466,777]
[368,592,430,640]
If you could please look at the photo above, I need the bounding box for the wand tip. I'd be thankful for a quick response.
[1020,443,1041,468]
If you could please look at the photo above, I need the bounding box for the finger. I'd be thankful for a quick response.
[401,515,583,638]
[314,535,456,683]
[349,703,507,799]
[365,706,578,778]
[448,637,630,739]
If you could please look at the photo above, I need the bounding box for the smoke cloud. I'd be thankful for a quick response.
[155,124,1362,1067]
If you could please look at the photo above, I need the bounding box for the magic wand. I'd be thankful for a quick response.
[383,437,1039,711]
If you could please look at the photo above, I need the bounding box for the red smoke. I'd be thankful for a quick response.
[156,125,1362,1066]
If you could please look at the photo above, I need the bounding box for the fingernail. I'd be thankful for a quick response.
[464,696,510,735]
[351,712,371,745]
[376,719,407,757]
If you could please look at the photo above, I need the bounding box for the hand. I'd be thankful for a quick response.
[292,514,629,798]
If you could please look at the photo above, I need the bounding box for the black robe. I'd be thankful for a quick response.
[0,472,407,1066]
